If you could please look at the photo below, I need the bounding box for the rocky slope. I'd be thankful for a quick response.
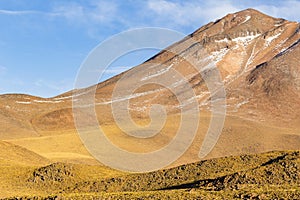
[2,150,299,199]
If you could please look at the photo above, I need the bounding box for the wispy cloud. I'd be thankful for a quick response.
[0,1,121,41]
[51,0,119,25]
[145,0,300,30]
[0,1,119,25]
[145,0,241,29]
[0,9,61,17]
[1,1,298,38]
[254,0,300,21]
[0,1,237,32]
[0,9,41,15]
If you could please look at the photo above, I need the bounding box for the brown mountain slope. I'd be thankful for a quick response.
[10,8,299,129]
[0,140,49,166]
[0,9,299,165]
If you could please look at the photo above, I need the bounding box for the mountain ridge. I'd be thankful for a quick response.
[0,8,299,166]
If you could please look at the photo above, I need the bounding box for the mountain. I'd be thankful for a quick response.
[0,8,299,166]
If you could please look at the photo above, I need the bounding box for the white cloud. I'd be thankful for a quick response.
[145,0,300,30]
[0,1,121,40]
[52,0,119,25]
[146,0,241,28]
[0,9,42,15]
[1,1,299,31]
[1,1,298,40]
[52,3,85,20]
[0,9,61,17]
[90,1,118,23]
[254,0,300,21]
[0,1,299,41]
[0,1,119,25]
[199,1,241,21]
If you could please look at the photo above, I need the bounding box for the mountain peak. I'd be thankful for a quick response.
[222,8,280,26]
[238,8,268,15]
[191,8,290,44]
[234,8,277,19]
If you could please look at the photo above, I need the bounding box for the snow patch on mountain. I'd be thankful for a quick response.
[236,99,249,109]
[210,48,229,63]
[16,101,31,104]
[33,100,62,104]
[54,90,92,100]
[96,89,163,106]
[232,33,261,45]
[141,64,174,81]
[215,38,229,43]
[265,32,282,46]
[241,15,251,24]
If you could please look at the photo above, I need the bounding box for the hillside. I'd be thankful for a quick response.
[1,150,299,199]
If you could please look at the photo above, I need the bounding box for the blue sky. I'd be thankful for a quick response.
[0,0,300,97]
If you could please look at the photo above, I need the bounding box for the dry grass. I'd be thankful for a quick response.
[0,150,299,199]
